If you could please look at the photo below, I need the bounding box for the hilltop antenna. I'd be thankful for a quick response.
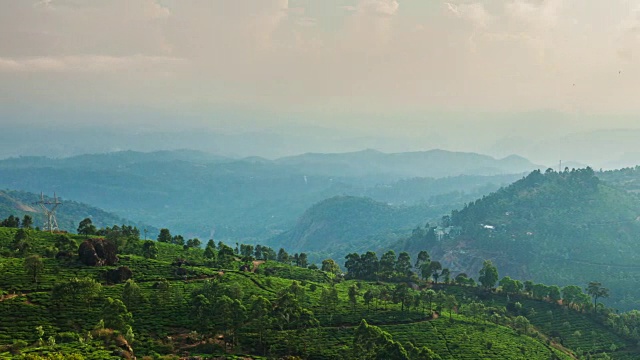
[559,160,562,172]
[37,192,62,233]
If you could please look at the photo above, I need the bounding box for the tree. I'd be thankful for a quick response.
[348,284,360,312]
[203,244,216,261]
[21,215,33,229]
[157,228,171,243]
[352,320,410,360]
[250,295,272,354]
[548,285,562,303]
[532,283,550,300]
[240,244,254,258]
[424,261,442,284]
[320,286,339,315]
[190,294,213,335]
[297,253,308,268]
[142,240,158,259]
[1,215,20,228]
[345,253,362,278]
[441,268,451,284]
[406,342,442,360]
[186,238,202,249]
[321,259,341,275]
[586,281,609,311]
[216,244,235,268]
[514,315,530,334]
[442,294,458,321]
[395,252,413,277]
[13,228,31,255]
[360,251,380,280]
[52,277,102,308]
[77,218,97,236]
[392,284,411,312]
[499,276,522,295]
[415,250,430,271]
[214,295,247,347]
[363,289,376,310]
[277,248,290,264]
[24,255,44,287]
[478,260,498,289]
[122,279,144,310]
[422,289,436,313]
[171,235,185,246]
[562,285,583,307]
[102,297,133,333]
[379,250,396,278]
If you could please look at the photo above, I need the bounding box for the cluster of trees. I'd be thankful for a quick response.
[344,250,416,281]
[77,218,139,238]
[190,278,318,354]
[0,214,33,229]
[353,319,441,360]
[343,249,463,285]
[275,248,309,268]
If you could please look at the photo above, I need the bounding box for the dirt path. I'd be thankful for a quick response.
[0,294,19,302]
[252,260,265,272]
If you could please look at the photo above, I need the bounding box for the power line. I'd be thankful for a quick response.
[36,192,62,233]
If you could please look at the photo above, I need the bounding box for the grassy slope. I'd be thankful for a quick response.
[0,227,635,359]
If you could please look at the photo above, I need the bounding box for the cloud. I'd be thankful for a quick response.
[357,0,400,16]
[0,55,185,73]
[504,0,564,30]
[445,2,493,28]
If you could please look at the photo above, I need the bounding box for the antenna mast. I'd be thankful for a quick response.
[37,192,62,233]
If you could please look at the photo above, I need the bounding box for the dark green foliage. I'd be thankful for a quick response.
[156,228,171,243]
[76,218,96,236]
[141,240,158,259]
[321,258,341,275]
[479,260,499,289]
[23,255,44,286]
[352,320,409,360]
[78,238,118,266]
[102,297,133,333]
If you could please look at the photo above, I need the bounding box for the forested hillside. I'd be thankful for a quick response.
[268,196,441,263]
[0,224,637,359]
[0,190,155,235]
[421,168,640,310]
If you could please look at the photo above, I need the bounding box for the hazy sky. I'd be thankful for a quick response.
[1,1,640,162]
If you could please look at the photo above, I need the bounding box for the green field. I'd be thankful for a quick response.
[0,226,637,359]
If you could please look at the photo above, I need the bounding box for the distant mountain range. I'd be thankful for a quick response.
[0,149,533,240]
[275,149,538,179]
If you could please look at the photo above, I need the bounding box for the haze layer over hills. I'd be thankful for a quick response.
[0,149,531,240]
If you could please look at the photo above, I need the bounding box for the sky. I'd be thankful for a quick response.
[1,0,640,165]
